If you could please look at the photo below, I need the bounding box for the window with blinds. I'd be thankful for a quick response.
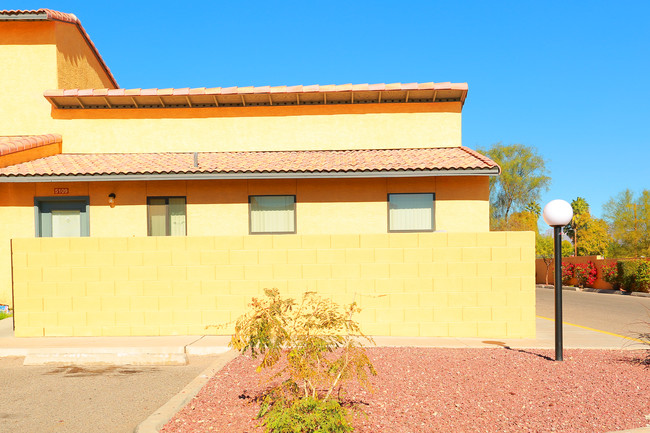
[388,193,435,232]
[249,195,296,234]
[147,197,187,236]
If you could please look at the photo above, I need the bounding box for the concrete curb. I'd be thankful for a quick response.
[536,284,650,298]
[134,349,239,433]
[0,325,233,364]
[579,287,650,298]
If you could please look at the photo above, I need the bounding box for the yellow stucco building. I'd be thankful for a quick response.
[0,9,535,338]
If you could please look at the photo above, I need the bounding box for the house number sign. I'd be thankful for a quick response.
[54,188,69,195]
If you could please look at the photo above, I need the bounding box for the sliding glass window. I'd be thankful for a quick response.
[147,197,187,236]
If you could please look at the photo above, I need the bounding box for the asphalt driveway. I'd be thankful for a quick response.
[0,354,219,433]
[536,287,650,337]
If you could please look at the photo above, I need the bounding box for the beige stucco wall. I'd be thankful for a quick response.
[45,103,462,153]
[0,20,114,138]
[55,21,116,89]
[0,21,59,135]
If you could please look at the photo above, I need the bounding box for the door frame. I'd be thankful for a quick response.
[34,196,90,237]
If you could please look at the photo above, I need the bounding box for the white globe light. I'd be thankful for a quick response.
[543,199,573,227]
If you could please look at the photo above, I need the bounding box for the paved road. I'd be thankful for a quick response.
[536,287,650,338]
[0,354,219,433]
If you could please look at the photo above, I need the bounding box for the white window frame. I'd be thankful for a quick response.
[249,195,296,235]
[387,193,435,233]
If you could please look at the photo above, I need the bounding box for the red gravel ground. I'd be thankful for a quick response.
[161,348,650,433]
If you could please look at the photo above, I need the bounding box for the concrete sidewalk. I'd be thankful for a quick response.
[0,317,231,365]
[373,315,644,350]
[0,316,642,366]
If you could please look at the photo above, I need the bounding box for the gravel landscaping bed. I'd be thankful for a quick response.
[162,348,650,433]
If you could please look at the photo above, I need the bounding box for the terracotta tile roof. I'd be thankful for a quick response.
[0,134,62,156]
[45,82,468,109]
[0,147,499,179]
[0,9,118,88]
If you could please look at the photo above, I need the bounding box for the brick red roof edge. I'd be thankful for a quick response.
[0,134,62,157]
[0,146,499,178]
[0,9,118,88]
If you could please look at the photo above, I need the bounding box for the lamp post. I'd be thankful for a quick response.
[543,200,573,361]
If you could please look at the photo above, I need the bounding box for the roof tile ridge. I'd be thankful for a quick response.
[219,148,442,154]
[58,151,192,155]
[219,148,382,155]
[39,8,79,24]
[38,148,457,157]
[459,146,499,168]
[0,133,62,156]
[0,133,62,144]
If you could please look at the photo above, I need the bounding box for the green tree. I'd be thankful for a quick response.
[562,197,611,257]
[478,143,550,230]
[524,201,541,216]
[576,216,610,256]
[562,240,574,258]
[563,197,589,256]
[505,210,539,233]
[603,189,650,258]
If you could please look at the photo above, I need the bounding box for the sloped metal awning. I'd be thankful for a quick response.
[44,82,468,109]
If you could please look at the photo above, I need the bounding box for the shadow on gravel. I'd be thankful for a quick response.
[43,365,159,377]
[482,340,554,361]
[507,348,554,361]
[615,351,650,368]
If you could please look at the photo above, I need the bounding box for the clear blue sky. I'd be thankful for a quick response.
[13,1,650,228]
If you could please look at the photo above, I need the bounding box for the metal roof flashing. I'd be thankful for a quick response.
[0,168,500,183]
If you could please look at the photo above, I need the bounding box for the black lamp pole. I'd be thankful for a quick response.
[554,226,563,361]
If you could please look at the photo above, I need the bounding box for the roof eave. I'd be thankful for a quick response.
[0,167,499,183]
[44,83,468,109]
[0,11,49,20]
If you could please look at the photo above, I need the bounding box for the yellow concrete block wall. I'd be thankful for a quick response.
[0,176,490,307]
[11,232,535,338]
